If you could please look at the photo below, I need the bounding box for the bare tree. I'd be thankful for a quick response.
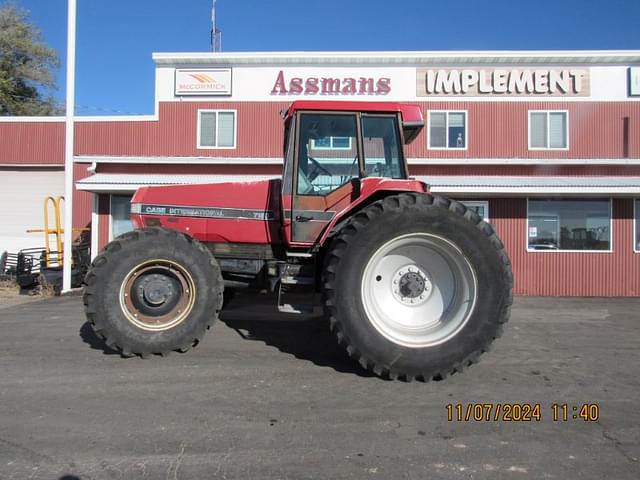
[0,3,60,115]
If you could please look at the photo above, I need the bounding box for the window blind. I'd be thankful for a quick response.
[217,112,235,147]
[199,112,217,147]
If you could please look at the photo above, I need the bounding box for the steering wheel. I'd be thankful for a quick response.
[307,156,332,181]
[339,156,359,184]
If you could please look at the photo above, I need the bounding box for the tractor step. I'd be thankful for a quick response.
[277,263,316,314]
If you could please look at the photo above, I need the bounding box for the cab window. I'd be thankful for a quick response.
[297,113,358,196]
[362,115,405,179]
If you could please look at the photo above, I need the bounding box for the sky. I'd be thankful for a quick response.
[7,0,640,116]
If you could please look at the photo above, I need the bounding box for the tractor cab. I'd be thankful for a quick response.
[281,101,425,245]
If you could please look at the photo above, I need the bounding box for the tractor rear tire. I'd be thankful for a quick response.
[323,193,512,381]
[83,228,223,357]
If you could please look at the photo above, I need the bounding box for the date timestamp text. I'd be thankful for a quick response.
[446,403,600,422]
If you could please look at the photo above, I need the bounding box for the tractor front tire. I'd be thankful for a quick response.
[83,228,223,357]
[323,193,512,381]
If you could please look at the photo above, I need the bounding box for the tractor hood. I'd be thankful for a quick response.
[130,179,282,244]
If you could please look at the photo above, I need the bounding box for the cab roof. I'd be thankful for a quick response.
[286,100,423,125]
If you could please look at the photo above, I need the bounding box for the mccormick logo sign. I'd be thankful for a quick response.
[416,68,590,97]
[175,68,232,96]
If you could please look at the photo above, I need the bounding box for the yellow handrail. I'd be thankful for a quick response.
[26,196,64,268]
[26,195,89,268]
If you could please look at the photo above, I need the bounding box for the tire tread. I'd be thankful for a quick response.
[82,227,223,358]
[322,193,513,382]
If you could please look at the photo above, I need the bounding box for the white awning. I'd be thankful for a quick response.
[76,173,278,192]
[421,175,640,195]
[76,173,640,196]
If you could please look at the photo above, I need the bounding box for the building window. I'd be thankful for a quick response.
[197,110,236,149]
[635,199,640,253]
[428,111,467,150]
[462,201,489,222]
[527,198,611,252]
[529,111,568,150]
[310,136,352,150]
[110,195,133,239]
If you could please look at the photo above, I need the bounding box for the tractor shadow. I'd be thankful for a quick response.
[77,289,377,378]
[79,322,120,355]
[220,290,376,379]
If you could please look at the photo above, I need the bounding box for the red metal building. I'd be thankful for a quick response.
[1,51,640,296]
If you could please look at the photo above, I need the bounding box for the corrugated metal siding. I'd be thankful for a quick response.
[490,197,640,296]
[404,101,640,160]
[73,101,640,160]
[1,102,638,163]
[0,122,64,164]
[75,102,290,158]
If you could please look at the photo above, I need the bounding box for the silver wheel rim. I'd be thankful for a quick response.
[361,233,477,348]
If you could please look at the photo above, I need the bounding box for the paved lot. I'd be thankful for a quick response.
[0,292,639,480]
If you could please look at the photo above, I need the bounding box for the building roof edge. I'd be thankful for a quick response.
[152,50,640,66]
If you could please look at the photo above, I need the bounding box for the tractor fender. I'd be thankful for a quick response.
[318,177,429,247]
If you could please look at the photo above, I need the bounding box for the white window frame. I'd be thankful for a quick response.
[526,197,613,254]
[461,201,489,222]
[197,109,237,149]
[634,198,640,253]
[528,110,569,151]
[427,110,468,151]
[310,136,353,150]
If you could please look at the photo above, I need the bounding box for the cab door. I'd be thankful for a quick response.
[288,111,361,246]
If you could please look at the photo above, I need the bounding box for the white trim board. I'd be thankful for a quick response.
[73,155,640,166]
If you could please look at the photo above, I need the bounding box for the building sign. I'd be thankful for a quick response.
[416,68,590,97]
[630,67,640,96]
[175,68,232,96]
[270,70,391,96]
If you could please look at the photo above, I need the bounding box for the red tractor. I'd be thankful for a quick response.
[84,101,512,381]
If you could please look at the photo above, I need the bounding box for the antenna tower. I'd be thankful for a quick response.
[211,0,222,52]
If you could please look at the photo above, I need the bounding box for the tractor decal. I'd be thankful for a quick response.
[137,204,275,221]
